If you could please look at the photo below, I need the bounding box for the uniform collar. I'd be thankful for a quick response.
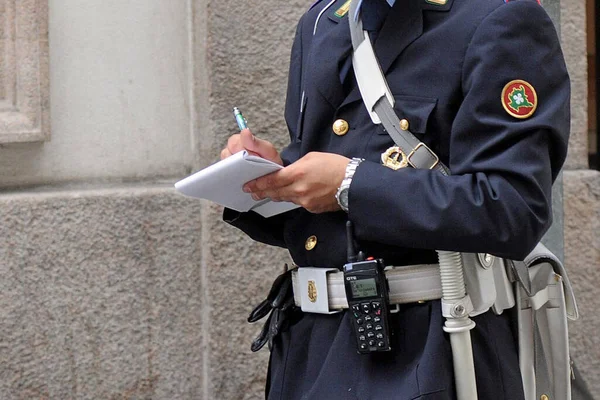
[313,0,454,109]
[353,0,396,21]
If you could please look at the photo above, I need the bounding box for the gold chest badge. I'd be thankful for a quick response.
[308,280,318,303]
[381,146,409,170]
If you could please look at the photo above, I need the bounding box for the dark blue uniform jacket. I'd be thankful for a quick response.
[225,0,570,398]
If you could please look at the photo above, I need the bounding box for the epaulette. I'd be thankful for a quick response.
[504,0,542,4]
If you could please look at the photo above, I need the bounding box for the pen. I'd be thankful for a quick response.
[233,107,248,131]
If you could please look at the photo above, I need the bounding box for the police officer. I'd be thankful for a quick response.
[221,0,570,398]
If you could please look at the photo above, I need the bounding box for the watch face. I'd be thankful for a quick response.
[340,188,350,208]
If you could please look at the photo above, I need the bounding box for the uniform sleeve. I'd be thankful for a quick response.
[223,207,288,248]
[348,2,570,260]
[223,14,307,246]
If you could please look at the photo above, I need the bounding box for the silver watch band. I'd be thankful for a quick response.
[335,157,364,212]
[344,157,363,182]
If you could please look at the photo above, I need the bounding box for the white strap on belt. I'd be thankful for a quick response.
[292,265,443,314]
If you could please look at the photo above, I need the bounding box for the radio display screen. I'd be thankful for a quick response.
[350,278,378,299]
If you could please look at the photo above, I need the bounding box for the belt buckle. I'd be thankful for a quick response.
[296,267,341,314]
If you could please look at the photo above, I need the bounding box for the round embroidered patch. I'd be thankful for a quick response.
[501,80,538,119]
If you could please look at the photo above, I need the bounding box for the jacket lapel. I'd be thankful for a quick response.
[373,0,423,75]
[339,0,455,108]
[309,0,353,109]
[310,0,455,110]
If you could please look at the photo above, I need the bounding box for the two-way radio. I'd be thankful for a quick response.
[343,221,392,353]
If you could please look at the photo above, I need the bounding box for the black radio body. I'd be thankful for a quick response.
[343,258,392,353]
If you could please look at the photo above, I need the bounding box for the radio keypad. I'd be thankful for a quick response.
[351,301,390,352]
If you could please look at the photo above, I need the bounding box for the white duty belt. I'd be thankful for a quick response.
[291,265,442,314]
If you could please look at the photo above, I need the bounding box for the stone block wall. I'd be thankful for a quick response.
[565,171,600,392]
[199,1,304,397]
[0,187,205,399]
[561,0,600,394]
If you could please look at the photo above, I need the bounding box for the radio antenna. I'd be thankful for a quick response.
[346,221,358,263]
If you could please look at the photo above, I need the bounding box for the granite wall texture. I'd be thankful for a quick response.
[0,0,597,399]
[565,170,600,395]
[561,0,600,395]
[0,187,205,399]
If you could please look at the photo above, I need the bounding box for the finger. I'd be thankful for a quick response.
[252,189,288,203]
[240,129,281,164]
[240,129,258,152]
[244,170,289,194]
[253,173,278,192]
[227,134,245,154]
[259,166,299,192]
[220,148,232,160]
[243,175,269,193]
[252,180,301,203]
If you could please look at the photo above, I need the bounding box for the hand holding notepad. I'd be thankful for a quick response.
[174,150,300,217]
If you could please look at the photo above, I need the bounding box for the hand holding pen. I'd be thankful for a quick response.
[219,107,283,166]
[224,107,348,213]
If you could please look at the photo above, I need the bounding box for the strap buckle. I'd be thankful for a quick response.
[407,142,440,170]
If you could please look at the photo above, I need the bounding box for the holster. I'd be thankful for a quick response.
[461,243,579,400]
[511,243,579,400]
[457,244,579,400]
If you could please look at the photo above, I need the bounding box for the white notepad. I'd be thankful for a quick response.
[174,151,300,218]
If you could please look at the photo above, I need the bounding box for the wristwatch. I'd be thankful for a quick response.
[335,158,364,213]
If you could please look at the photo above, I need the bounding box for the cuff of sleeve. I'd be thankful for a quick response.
[347,160,412,237]
[223,207,242,224]
[347,160,375,220]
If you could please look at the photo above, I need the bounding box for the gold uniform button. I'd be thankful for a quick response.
[540,396,549,400]
[305,235,318,251]
[333,119,349,136]
[399,119,410,131]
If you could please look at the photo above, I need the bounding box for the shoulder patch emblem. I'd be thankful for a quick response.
[502,80,538,119]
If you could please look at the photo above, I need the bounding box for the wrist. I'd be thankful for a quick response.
[335,158,364,213]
